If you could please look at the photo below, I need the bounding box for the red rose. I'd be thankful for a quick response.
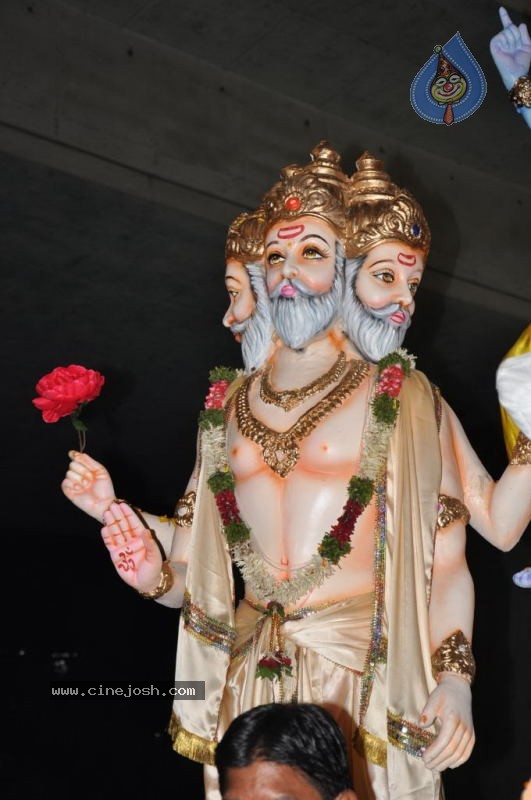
[32,365,105,423]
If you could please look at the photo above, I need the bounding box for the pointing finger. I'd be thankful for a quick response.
[499,6,512,28]
[520,22,531,46]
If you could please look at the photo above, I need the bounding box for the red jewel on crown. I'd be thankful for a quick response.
[284,195,301,211]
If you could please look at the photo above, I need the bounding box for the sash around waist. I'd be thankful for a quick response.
[233,592,374,674]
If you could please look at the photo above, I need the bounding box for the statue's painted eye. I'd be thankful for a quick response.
[449,74,460,83]
[373,270,394,284]
[435,77,446,87]
[267,252,284,267]
[303,246,324,260]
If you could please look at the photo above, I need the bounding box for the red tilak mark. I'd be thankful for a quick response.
[397,252,416,266]
[278,225,305,239]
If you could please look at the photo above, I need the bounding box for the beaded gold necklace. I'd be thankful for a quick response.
[259,350,347,412]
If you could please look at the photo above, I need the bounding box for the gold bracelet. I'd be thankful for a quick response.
[437,494,470,530]
[138,560,174,600]
[174,491,196,527]
[510,431,531,466]
[509,75,531,109]
[431,630,476,684]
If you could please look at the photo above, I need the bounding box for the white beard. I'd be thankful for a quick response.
[342,256,411,363]
[269,246,344,351]
[230,262,274,373]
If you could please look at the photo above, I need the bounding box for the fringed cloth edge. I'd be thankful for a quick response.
[168,711,217,765]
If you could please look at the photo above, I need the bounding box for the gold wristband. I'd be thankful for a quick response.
[510,431,531,466]
[509,75,531,109]
[431,630,475,684]
[174,491,196,527]
[437,494,470,530]
[138,560,174,600]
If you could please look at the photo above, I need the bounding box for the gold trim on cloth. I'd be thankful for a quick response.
[182,589,236,654]
[353,726,387,767]
[437,494,470,530]
[510,431,531,466]
[169,712,217,765]
[430,383,442,432]
[387,711,435,758]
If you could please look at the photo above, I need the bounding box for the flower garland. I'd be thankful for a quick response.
[199,350,415,609]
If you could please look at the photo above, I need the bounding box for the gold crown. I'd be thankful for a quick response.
[347,152,431,258]
[261,141,350,240]
[225,209,267,261]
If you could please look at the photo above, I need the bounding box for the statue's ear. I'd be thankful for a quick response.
[335,790,358,800]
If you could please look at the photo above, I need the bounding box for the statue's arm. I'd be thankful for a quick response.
[421,421,475,771]
[62,444,200,607]
[443,399,531,551]
[490,6,531,128]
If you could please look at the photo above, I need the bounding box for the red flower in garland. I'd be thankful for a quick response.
[215,488,240,525]
[257,651,293,681]
[205,380,229,409]
[376,364,403,398]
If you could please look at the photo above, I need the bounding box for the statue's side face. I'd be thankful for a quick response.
[264,216,337,299]
[355,242,424,323]
[223,258,255,339]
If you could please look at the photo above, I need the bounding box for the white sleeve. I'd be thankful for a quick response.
[496,352,531,439]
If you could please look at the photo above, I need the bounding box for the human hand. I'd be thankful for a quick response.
[62,451,115,522]
[101,502,163,592]
[490,7,531,90]
[420,674,475,771]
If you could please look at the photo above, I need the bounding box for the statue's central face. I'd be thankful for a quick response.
[264,216,337,299]
[264,216,341,350]
[223,258,255,340]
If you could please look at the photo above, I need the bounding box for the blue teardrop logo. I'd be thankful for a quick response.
[410,32,487,125]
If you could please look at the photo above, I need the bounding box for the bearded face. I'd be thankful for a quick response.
[264,216,344,351]
[224,259,274,373]
[234,263,274,372]
[342,243,424,363]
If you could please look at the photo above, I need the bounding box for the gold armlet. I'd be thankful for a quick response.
[431,630,475,684]
[174,491,196,527]
[510,431,531,466]
[138,560,174,600]
[437,495,470,530]
[509,75,531,109]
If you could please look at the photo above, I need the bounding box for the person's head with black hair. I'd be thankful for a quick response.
[215,702,357,800]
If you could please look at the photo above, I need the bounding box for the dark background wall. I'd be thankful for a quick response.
[1,1,530,798]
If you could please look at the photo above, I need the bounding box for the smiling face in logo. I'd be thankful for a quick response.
[430,71,467,103]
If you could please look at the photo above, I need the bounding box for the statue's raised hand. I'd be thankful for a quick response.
[101,502,163,592]
[62,451,115,522]
[490,7,531,89]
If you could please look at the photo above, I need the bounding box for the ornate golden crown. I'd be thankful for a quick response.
[225,209,267,261]
[347,152,431,258]
[261,141,350,240]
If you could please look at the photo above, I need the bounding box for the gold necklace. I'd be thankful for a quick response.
[260,351,347,412]
[235,359,369,477]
